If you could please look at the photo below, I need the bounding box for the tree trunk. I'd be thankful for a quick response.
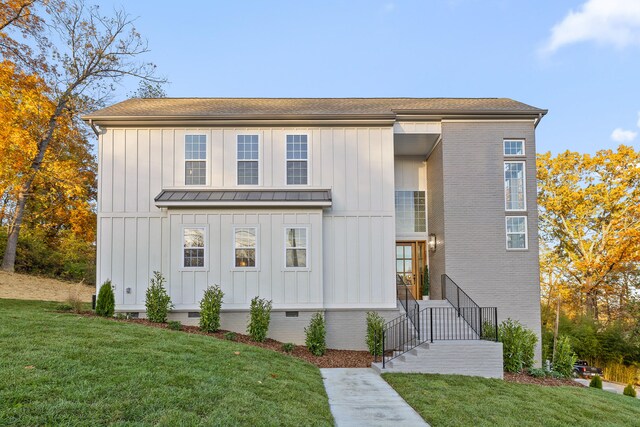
[0,186,29,272]
[585,284,599,320]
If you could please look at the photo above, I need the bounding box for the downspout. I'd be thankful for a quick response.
[534,113,543,129]
[88,119,101,137]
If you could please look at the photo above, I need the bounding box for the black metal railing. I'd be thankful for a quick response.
[442,274,498,341]
[396,275,420,335]
[374,275,499,368]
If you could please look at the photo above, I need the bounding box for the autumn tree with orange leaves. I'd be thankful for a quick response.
[537,145,640,322]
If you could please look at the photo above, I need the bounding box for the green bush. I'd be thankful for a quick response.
[199,285,224,332]
[623,383,637,397]
[553,335,578,378]
[589,375,603,389]
[366,311,385,356]
[305,313,326,356]
[56,303,73,312]
[145,271,172,323]
[499,318,538,373]
[481,320,498,341]
[247,296,272,342]
[282,342,295,353]
[95,280,115,317]
[223,331,236,341]
[527,367,547,378]
[167,320,182,331]
[422,265,430,296]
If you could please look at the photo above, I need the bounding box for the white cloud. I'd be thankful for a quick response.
[542,0,640,54]
[611,128,638,142]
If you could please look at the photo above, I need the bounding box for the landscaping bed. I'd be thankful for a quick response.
[504,371,585,387]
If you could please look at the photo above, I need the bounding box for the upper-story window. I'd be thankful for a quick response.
[506,216,528,250]
[185,135,206,185]
[504,139,525,156]
[286,134,308,185]
[395,191,426,233]
[237,135,259,185]
[504,161,526,211]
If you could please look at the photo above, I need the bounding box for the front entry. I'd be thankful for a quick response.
[396,241,426,299]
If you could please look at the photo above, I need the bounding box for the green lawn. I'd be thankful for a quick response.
[0,299,333,426]
[383,373,640,427]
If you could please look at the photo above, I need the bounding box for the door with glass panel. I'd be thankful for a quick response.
[396,241,426,299]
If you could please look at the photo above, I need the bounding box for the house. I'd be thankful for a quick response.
[83,98,545,373]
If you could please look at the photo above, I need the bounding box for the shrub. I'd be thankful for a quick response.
[95,280,115,317]
[115,313,127,320]
[199,285,224,332]
[223,331,237,341]
[422,265,430,296]
[168,320,182,331]
[305,312,326,356]
[366,311,385,356]
[481,320,498,341]
[527,367,547,378]
[247,296,272,342]
[498,318,538,373]
[623,383,637,397]
[589,375,603,389]
[282,342,295,353]
[56,303,73,311]
[145,271,172,323]
[553,335,578,378]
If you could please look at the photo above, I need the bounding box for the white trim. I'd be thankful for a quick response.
[113,303,399,311]
[503,139,525,156]
[505,216,528,250]
[232,225,259,270]
[504,161,527,211]
[236,133,261,186]
[156,200,331,208]
[283,225,310,271]
[184,134,208,186]
[180,225,208,271]
[285,133,311,186]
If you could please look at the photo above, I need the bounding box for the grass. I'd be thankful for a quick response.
[0,299,333,426]
[383,373,640,427]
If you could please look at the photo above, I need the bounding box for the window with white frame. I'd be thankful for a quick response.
[237,135,259,185]
[183,227,205,268]
[286,134,308,185]
[503,139,525,156]
[234,227,257,267]
[506,216,527,250]
[395,191,426,232]
[504,161,526,210]
[285,227,307,268]
[185,135,207,185]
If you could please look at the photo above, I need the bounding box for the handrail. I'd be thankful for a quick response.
[441,274,498,340]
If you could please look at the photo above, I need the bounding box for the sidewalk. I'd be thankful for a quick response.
[574,378,640,399]
[320,368,429,426]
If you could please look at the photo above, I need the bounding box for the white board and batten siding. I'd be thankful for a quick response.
[97,127,397,310]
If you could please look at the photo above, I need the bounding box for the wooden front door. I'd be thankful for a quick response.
[396,241,426,299]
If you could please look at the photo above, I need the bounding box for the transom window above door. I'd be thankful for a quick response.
[286,134,308,185]
[237,135,259,185]
[395,191,426,233]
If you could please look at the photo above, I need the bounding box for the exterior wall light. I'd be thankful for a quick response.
[428,233,437,252]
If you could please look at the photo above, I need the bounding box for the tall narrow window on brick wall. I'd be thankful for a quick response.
[185,135,207,185]
[234,227,257,267]
[286,134,308,185]
[395,191,426,232]
[506,216,528,250]
[285,227,308,268]
[504,161,526,211]
[183,227,206,268]
[237,135,259,185]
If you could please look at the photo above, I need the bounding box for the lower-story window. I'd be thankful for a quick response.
[183,227,205,267]
[235,227,257,267]
[506,216,527,250]
[285,227,308,268]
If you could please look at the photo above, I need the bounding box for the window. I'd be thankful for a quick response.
[234,227,257,267]
[504,161,526,210]
[237,135,259,185]
[286,134,308,185]
[506,216,528,250]
[185,135,207,185]
[285,227,307,268]
[504,139,525,156]
[183,227,205,268]
[395,191,426,233]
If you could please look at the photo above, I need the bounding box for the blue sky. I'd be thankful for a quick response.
[102,0,640,155]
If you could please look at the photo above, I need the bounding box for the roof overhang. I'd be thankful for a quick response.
[154,189,332,208]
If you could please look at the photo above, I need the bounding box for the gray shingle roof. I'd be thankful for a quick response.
[154,189,332,207]
[85,97,546,119]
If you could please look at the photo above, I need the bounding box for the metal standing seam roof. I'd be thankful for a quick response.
[154,189,332,207]
[84,97,547,119]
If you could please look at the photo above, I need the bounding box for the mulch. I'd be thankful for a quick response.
[504,371,585,387]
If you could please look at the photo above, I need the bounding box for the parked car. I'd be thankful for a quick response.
[573,360,603,378]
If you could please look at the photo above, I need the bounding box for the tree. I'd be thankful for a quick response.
[537,146,640,320]
[129,79,167,98]
[0,0,162,272]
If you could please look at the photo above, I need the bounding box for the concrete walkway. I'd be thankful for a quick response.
[320,368,429,426]
[574,378,640,399]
